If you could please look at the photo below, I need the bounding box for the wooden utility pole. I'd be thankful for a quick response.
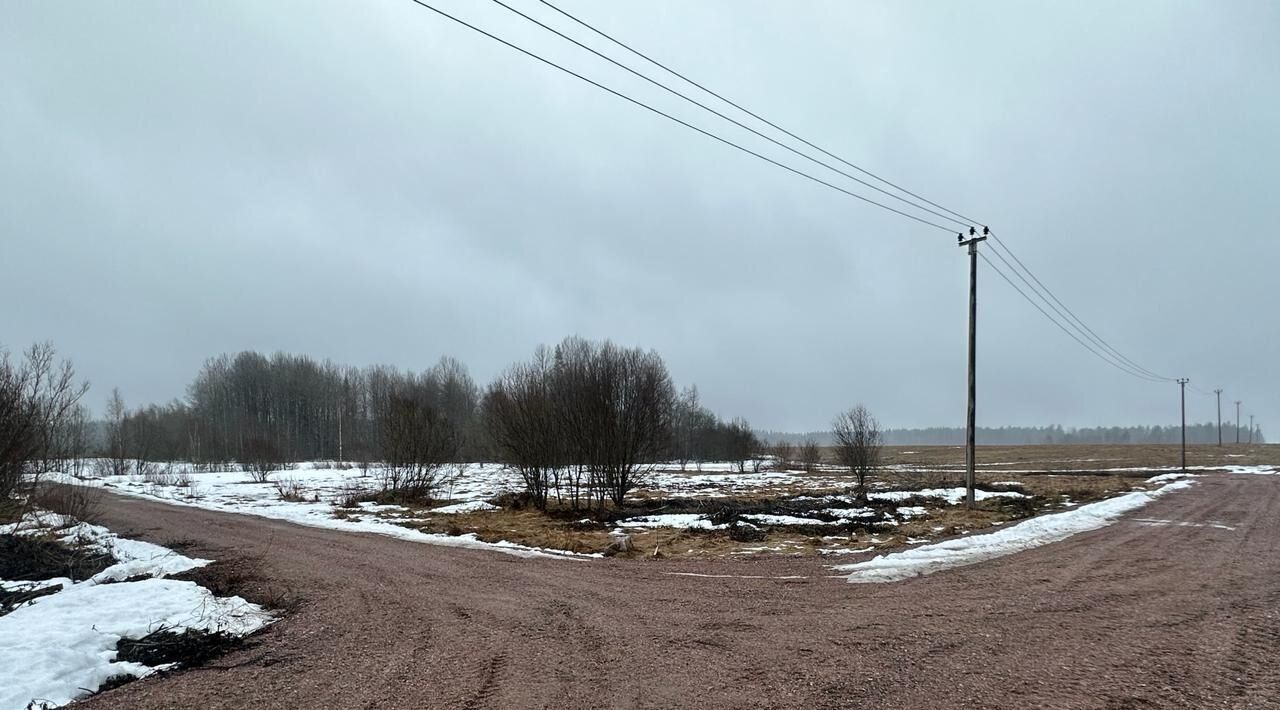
[1177,378,1189,472]
[1236,400,1242,444]
[959,227,987,509]
[1249,414,1255,444]
[1215,389,1223,446]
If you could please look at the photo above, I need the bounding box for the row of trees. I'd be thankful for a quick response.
[90,340,772,506]
[103,351,482,467]
[0,343,882,517]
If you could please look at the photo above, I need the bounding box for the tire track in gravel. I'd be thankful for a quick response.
[460,652,508,710]
[73,473,1280,709]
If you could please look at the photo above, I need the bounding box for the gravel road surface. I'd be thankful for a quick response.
[79,473,1278,709]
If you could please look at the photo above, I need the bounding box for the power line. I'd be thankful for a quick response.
[986,232,1175,382]
[528,0,1182,386]
[535,0,983,228]
[489,0,971,230]
[979,252,1168,383]
[983,236,1176,383]
[403,0,956,232]
[414,0,1203,391]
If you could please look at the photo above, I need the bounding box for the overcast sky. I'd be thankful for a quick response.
[3,1,1276,433]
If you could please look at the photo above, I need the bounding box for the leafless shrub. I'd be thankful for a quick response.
[798,439,822,473]
[565,340,675,508]
[91,457,123,479]
[484,338,676,511]
[833,405,883,502]
[273,476,307,502]
[334,482,375,508]
[31,482,104,523]
[191,461,227,473]
[142,463,189,487]
[726,418,758,474]
[376,393,458,504]
[483,348,562,510]
[244,438,287,483]
[770,441,794,471]
[0,343,90,500]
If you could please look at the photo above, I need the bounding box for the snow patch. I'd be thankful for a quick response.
[741,513,832,526]
[616,514,723,530]
[869,487,1027,505]
[0,514,273,710]
[834,479,1196,583]
[429,501,499,514]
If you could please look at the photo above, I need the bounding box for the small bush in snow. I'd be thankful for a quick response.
[244,438,288,483]
[31,482,103,524]
[273,477,308,502]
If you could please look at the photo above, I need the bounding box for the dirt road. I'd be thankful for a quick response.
[80,473,1278,709]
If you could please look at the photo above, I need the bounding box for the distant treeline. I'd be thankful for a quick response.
[763,424,1266,447]
[101,344,764,471]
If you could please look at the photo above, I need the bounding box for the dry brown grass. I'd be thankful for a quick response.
[880,443,1278,472]
[357,443,1277,560]
[405,509,614,555]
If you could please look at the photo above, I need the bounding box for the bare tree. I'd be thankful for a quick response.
[671,386,700,471]
[377,393,458,503]
[484,338,676,510]
[101,388,130,477]
[726,418,758,474]
[57,404,92,478]
[483,348,562,510]
[770,440,794,471]
[832,406,882,502]
[0,343,90,500]
[798,439,822,472]
[591,343,676,507]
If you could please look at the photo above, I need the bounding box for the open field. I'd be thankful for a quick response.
[65,467,1280,709]
[11,446,1279,708]
[57,444,1278,563]
[880,442,1279,472]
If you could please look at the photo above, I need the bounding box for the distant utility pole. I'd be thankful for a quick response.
[1177,378,1189,472]
[959,226,987,509]
[1215,389,1223,446]
[1236,401,1242,444]
[1249,415,1255,445]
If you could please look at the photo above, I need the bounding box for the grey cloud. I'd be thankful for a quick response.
[2,0,1276,432]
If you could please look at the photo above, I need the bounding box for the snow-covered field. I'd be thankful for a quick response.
[833,474,1200,583]
[0,513,274,710]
